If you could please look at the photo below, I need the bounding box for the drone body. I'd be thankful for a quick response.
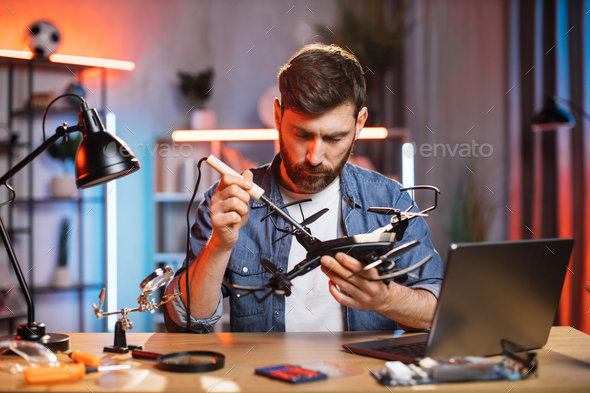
[204,155,440,303]
[224,185,441,302]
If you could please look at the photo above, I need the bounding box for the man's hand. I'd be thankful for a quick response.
[209,170,254,249]
[320,252,437,329]
[320,252,392,312]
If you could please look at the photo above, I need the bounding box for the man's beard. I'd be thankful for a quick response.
[279,132,355,193]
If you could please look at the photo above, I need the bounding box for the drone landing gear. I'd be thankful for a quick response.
[103,321,143,354]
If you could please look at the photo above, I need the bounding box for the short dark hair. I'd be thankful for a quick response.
[278,43,366,118]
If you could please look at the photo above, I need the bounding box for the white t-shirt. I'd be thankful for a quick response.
[279,178,346,332]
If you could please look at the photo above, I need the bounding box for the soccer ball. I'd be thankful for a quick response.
[26,20,62,58]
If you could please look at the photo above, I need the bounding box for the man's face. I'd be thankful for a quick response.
[274,100,368,194]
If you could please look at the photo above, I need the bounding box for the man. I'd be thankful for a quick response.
[165,43,443,333]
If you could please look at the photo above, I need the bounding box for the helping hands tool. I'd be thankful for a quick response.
[92,266,181,353]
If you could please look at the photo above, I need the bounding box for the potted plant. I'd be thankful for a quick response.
[446,164,496,243]
[319,0,411,125]
[53,217,71,288]
[46,134,81,198]
[177,68,216,129]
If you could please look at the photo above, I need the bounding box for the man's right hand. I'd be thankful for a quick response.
[209,170,254,249]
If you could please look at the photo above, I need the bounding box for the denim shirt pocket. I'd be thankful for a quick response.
[225,248,269,317]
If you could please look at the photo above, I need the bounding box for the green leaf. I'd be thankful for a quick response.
[58,217,69,266]
[46,134,82,163]
[177,68,214,103]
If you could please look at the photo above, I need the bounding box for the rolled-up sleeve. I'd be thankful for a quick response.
[163,273,224,333]
[163,185,226,333]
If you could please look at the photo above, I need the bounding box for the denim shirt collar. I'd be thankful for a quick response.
[340,162,363,210]
[251,154,284,209]
[251,154,362,210]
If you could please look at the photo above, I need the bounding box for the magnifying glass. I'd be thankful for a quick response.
[140,266,174,293]
[132,350,225,373]
[0,340,59,368]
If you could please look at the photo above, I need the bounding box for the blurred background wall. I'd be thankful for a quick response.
[0,0,586,334]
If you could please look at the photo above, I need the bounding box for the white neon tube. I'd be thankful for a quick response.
[105,112,118,331]
[402,143,415,189]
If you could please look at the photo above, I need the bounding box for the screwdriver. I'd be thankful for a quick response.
[24,363,131,384]
[59,350,102,368]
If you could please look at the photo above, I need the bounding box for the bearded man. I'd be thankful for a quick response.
[164,43,443,333]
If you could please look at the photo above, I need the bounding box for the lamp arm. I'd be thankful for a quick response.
[0,216,34,324]
[0,124,81,325]
[0,125,80,184]
[555,96,590,124]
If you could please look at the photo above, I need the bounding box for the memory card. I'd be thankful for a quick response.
[255,364,328,384]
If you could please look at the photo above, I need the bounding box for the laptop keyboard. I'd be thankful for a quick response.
[374,341,427,359]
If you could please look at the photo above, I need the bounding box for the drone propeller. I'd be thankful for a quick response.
[223,258,293,300]
[347,240,421,279]
[271,208,329,244]
[368,207,400,215]
[369,254,432,281]
[260,258,279,275]
[260,199,312,223]
[300,208,329,227]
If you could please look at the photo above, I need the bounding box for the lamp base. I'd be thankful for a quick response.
[0,322,70,352]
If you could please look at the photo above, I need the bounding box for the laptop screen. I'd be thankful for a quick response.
[425,238,574,358]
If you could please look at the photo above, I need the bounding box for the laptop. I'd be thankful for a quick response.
[343,238,574,363]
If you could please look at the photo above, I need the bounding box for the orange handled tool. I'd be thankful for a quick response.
[69,350,102,368]
[24,363,131,384]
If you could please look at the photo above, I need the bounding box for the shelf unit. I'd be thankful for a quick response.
[0,54,120,334]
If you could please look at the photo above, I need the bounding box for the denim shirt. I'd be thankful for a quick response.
[164,155,443,333]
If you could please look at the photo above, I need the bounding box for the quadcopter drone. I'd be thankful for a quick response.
[205,154,441,303]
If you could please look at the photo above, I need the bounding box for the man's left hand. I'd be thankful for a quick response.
[320,252,395,314]
[320,252,437,330]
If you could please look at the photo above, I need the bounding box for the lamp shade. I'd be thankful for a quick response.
[532,95,576,131]
[75,106,140,188]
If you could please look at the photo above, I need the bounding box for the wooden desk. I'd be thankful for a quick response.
[2,326,590,392]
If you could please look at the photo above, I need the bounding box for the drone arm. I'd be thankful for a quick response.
[400,185,441,214]
[260,199,313,222]
[285,255,322,281]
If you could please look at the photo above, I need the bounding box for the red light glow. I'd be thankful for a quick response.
[0,49,134,70]
[49,54,135,70]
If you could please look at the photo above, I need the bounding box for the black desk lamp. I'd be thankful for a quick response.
[0,94,140,351]
[532,95,578,131]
